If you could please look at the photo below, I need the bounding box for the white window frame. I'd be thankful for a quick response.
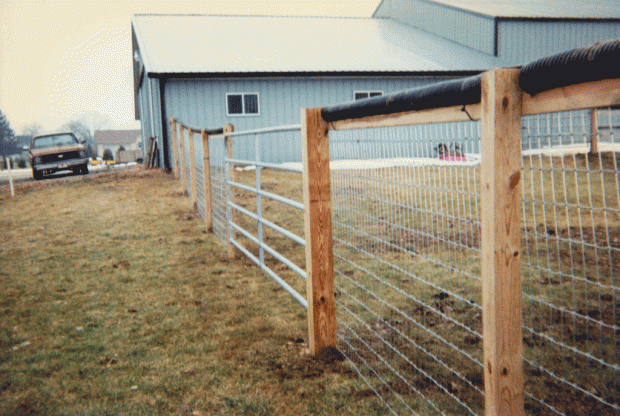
[226,92,260,116]
[353,91,383,101]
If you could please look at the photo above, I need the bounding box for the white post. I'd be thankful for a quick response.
[7,158,14,198]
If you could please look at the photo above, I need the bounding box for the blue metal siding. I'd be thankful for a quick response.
[163,76,460,165]
[137,77,166,167]
[137,80,152,161]
[498,20,620,66]
[374,0,496,55]
[374,0,620,20]
[149,78,164,167]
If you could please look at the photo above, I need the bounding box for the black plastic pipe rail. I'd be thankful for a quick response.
[320,38,620,123]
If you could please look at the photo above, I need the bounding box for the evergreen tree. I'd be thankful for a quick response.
[0,110,16,157]
[86,143,96,158]
[102,148,114,161]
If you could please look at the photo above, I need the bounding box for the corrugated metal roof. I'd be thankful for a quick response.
[132,15,499,75]
[424,0,620,19]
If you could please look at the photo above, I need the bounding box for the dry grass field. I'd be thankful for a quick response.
[2,149,618,415]
[0,168,387,416]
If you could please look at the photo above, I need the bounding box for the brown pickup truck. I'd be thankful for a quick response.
[25,132,89,180]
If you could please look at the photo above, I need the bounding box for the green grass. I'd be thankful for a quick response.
[0,169,387,416]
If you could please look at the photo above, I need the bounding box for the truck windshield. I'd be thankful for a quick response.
[32,134,78,149]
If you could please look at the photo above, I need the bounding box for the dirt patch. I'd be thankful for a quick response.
[265,341,352,382]
[534,224,620,249]
[524,361,619,415]
[176,208,199,221]
[316,345,345,364]
[524,224,620,285]
[525,299,619,343]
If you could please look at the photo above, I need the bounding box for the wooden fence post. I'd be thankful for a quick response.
[6,158,14,198]
[480,68,524,416]
[169,118,180,179]
[590,109,599,155]
[224,124,237,260]
[301,107,336,355]
[188,129,198,208]
[201,129,213,232]
[178,125,187,195]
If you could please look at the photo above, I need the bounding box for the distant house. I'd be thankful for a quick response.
[131,0,620,168]
[93,130,141,159]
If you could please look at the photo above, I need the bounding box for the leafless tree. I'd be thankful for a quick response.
[20,122,45,136]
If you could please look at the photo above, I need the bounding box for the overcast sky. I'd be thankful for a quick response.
[1,0,379,134]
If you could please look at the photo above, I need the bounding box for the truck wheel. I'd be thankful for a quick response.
[81,164,89,175]
[33,169,43,180]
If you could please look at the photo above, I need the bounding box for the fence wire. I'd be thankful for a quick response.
[208,136,229,242]
[192,132,206,221]
[183,128,192,199]
[330,122,485,415]
[520,108,620,415]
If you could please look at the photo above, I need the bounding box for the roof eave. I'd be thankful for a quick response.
[496,16,620,22]
[146,69,487,79]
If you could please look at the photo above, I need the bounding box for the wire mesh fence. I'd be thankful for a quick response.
[327,107,620,415]
[330,123,485,415]
[166,62,620,415]
[520,107,620,415]
[191,131,206,220]
[208,136,229,242]
[183,128,192,199]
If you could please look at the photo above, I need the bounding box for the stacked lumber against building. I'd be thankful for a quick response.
[145,136,158,168]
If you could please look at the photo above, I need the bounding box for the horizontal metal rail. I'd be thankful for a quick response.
[227,157,302,173]
[230,221,307,280]
[210,124,301,139]
[229,238,308,308]
[228,201,306,247]
[228,180,305,211]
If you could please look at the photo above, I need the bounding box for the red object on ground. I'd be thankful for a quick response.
[439,155,467,161]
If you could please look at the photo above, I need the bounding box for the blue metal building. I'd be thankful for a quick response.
[131,1,620,166]
[373,0,620,65]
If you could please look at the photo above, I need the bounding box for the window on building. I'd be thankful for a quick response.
[227,93,260,116]
[354,91,383,101]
